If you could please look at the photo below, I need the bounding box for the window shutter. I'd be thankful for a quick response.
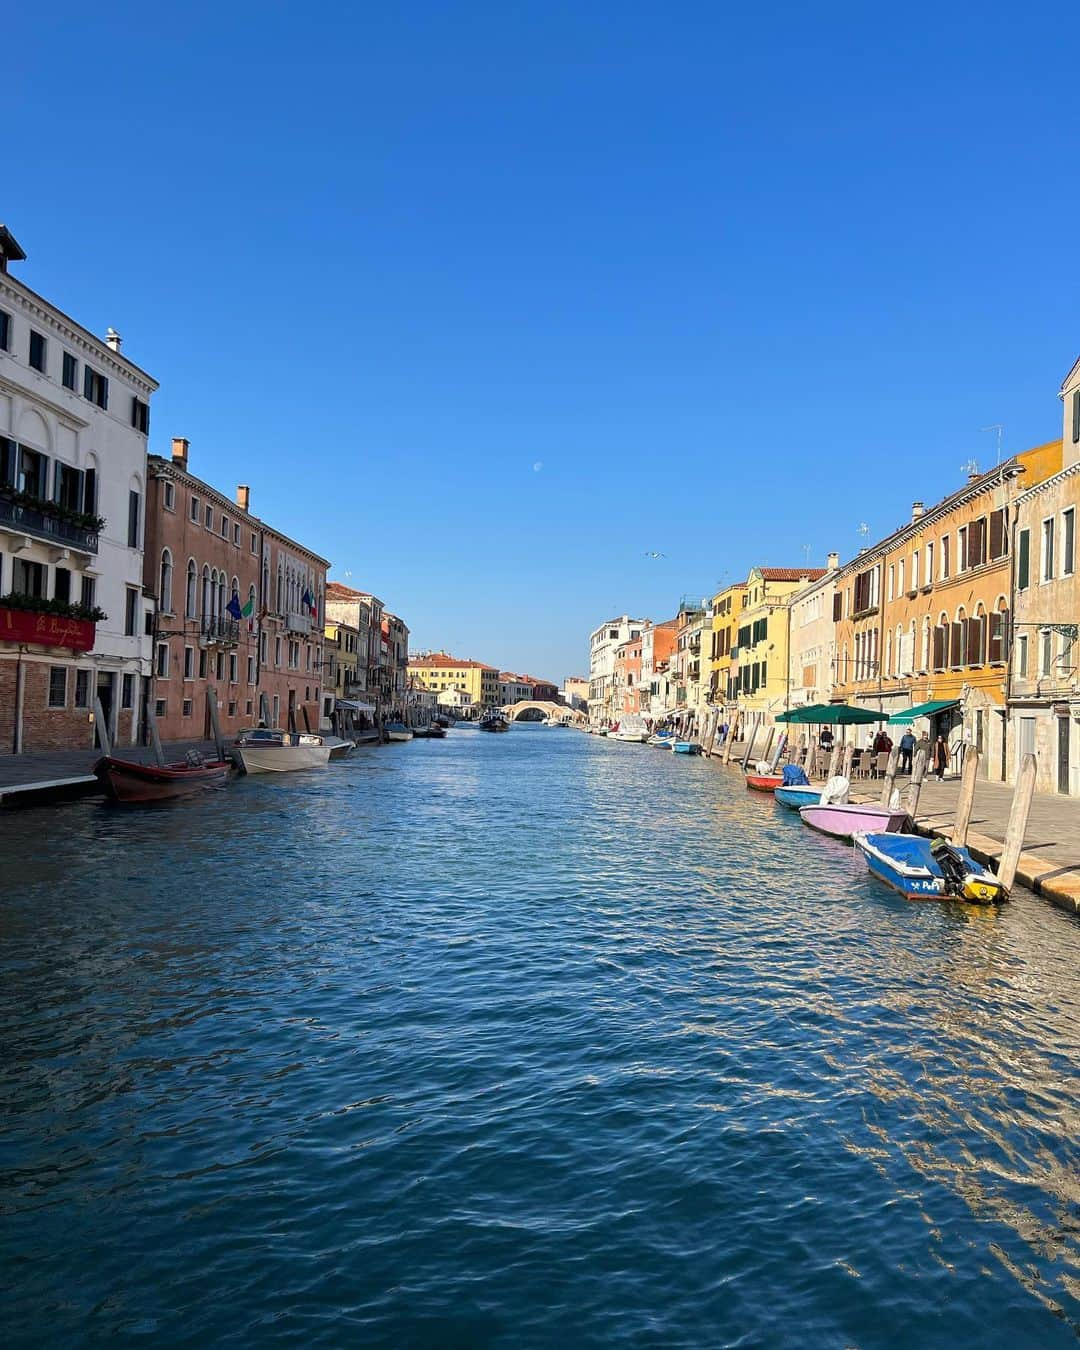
[84,366,93,400]
[967,616,983,665]
[84,468,96,514]
[1017,530,1030,589]
[932,626,944,670]
[1073,389,1080,444]
[950,621,963,667]
[988,611,1006,663]
[832,592,842,622]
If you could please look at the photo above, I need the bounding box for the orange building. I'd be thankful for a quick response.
[833,441,1062,778]
[614,634,643,715]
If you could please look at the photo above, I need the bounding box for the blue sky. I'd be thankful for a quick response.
[8,2,1076,681]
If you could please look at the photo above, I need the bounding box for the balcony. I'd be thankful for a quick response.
[286,610,312,634]
[201,616,240,646]
[0,491,99,554]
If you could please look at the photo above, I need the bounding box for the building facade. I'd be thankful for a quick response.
[785,555,840,710]
[326,583,384,707]
[708,583,747,708]
[0,226,158,753]
[588,616,645,724]
[409,653,500,710]
[734,567,826,729]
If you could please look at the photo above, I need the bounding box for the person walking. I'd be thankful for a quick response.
[899,729,916,774]
[932,733,949,780]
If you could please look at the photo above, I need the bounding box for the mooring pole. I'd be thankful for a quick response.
[207,686,225,761]
[741,717,759,770]
[92,694,112,757]
[901,748,929,817]
[879,745,900,806]
[145,700,166,767]
[951,744,981,846]
[997,753,1037,891]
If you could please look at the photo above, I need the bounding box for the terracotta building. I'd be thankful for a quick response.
[144,438,328,741]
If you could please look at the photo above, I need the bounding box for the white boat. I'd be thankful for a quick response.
[384,722,413,742]
[321,735,355,761]
[236,729,332,774]
[611,715,649,743]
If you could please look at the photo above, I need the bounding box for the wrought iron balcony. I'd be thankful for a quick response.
[0,493,99,553]
[201,616,240,645]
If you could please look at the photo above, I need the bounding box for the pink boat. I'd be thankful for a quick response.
[799,801,912,840]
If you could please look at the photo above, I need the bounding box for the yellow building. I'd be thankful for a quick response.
[734,567,827,729]
[408,653,501,709]
[709,582,747,708]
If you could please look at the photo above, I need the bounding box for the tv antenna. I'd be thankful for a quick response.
[980,424,1004,464]
[856,522,869,539]
[961,457,979,476]
[802,543,812,567]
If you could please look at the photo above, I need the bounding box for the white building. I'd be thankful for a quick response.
[786,553,840,709]
[436,685,472,712]
[0,226,157,752]
[588,615,645,725]
[498,673,533,705]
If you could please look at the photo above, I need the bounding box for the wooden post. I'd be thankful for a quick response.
[741,717,759,769]
[901,748,929,817]
[258,691,270,726]
[951,744,981,845]
[769,731,786,771]
[92,694,112,757]
[997,753,1037,891]
[207,686,225,761]
[302,704,312,732]
[723,715,737,764]
[841,742,854,782]
[879,745,900,806]
[706,709,719,756]
[827,742,841,780]
[145,700,166,767]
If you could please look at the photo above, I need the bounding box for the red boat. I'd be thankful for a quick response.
[745,772,784,792]
[94,753,232,803]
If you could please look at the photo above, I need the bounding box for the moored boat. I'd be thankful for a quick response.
[672,740,702,755]
[799,801,910,840]
[385,722,414,741]
[236,728,332,773]
[322,735,355,760]
[855,832,1009,904]
[94,752,231,803]
[612,715,649,743]
[746,772,783,790]
[647,731,674,747]
[774,784,822,809]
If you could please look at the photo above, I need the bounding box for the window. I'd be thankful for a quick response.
[250,532,258,554]
[216,651,225,681]
[988,609,1008,664]
[75,669,90,708]
[155,699,167,719]
[1041,629,1053,677]
[186,560,197,617]
[1016,634,1028,678]
[925,541,934,583]
[145,610,154,637]
[184,646,194,679]
[13,557,45,597]
[229,653,238,684]
[128,489,141,548]
[17,445,48,497]
[941,536,950,579]
[159,549,173,614]
[896,559,904,596]
[0,309,9,351]
[233,523,241,546]
[911,551,919,590]
[958,527,968,572]
[220,515,229,538]
[1017,529,1030,590]
[29,330,47,372]
[260,631,267,663]
[81,576,96,610]
[54,567,71,604]
[204,504,213,529]
[970,517,987,568]
[131,397,150,435]
[124,587,139,636]
[62,352,78,390]
[988,508,1006,560]
[1042,518,1055,581]
[199,649,207,678]
[190,495,200,522]
[1064,508,1075,577]
[228,700,237,718]
[163,481,175,511]
[156,643,169,678]
[83,365,108,409]
[122,674,135,709]
[183,698,193,717]
[54,461,84,512]
[1073,389,1080,444]
[247,655,256,684]
[275,637,282,666]
[48,665,67,707]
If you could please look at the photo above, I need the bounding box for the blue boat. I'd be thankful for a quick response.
[774,784,822,810]
[855,832,1009,904]
[672,741,702,755]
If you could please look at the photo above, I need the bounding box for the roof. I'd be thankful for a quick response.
[410,653,498,671]
[1060,353,1080,393]
[327,581,382,604]
[758,568,828,582]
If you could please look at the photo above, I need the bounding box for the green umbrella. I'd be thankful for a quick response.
[775,702,888,725]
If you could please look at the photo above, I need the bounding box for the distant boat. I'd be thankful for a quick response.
[855,832,1009,904]
[478,715,510,732]
[385,722,414,741]
[94,752,231,803]
[799,801,910,840]
[647,731,674,747]
[412,724,447,738]
[236,729,332,773]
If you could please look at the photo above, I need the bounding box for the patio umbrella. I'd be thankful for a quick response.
[775,703,888,725]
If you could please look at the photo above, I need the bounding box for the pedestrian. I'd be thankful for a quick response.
[899,729,916,774]
[914,731,931,769]
[820,727,834,754]
[873,728,893,755]
[932,734,949,780]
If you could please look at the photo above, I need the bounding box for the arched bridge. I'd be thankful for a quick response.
[501,700,583,724]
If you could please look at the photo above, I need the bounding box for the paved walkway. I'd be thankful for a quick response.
[0,740,224,802]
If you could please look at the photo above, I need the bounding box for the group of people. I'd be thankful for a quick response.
[818,725,951,779]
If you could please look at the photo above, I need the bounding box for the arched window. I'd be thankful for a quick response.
[202,565,212,620]
[159,549,173,615]
[276,564,284,615]
[248,582,257,626]
[921,616,931,673]
[186,559,197,618]
[885,630,893,679]
[217,574,226,621]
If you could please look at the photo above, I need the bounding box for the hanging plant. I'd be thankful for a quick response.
[0,592,107,622]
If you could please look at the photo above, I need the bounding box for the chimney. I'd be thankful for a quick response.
[968,470,980,484]
[827,551,839,570]
[0,225,27,274]
[105,328,122,352]
[911,501,925,521]
[236,485,251,513]
[171,437,189,470]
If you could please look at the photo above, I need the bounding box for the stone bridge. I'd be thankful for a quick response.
[501,700,583,724]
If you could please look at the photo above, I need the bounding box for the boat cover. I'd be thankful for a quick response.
[782,764,810,786]
[864,833,979,874]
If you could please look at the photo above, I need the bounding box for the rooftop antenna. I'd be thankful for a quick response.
[981,424,1004,465]
[961,457,979,477]
[802,543,812,568]
[856,523,869,539]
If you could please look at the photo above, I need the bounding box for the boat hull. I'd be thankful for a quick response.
[673,742,702,755]
[746,773,783,791]
[94,756,231,802]
[322,737,355,760]
[799,802,910,840]
[855,832,1008,904]
[238,744,332,773]
[774,785,822,809]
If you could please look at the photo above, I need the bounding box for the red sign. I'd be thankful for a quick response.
[0,606,95,652]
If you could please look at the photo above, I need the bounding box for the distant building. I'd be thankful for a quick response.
[588,616,645,724]
[409,652,500,710]
[326,582,383,709]
[561,676,589,711]
[0,225,158,753]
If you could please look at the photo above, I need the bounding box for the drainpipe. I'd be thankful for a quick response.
[13,649,25,754]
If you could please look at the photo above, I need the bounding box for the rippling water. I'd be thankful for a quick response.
[1,726,1078,1347]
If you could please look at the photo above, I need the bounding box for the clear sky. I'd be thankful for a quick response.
[7,2,1077,682]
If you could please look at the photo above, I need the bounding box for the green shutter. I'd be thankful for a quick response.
[1018,529,1030,590]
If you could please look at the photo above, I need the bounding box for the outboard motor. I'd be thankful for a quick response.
[929,837,1008,904]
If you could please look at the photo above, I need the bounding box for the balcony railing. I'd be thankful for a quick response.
[286,610,312,634]
[0,493,99,553]
[201,616,240,645]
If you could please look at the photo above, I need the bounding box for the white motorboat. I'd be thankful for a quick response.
[384,722,414,742]
[321,735,355,761]
[611,715,649,743]
[236,729,332,774]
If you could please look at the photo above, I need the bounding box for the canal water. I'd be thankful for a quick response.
[1,727,1078,1347]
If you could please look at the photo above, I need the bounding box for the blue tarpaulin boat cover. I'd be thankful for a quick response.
[782,764,810,786]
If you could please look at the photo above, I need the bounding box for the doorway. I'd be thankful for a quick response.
[1058,715,1071,795]
[96,672,115,748]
